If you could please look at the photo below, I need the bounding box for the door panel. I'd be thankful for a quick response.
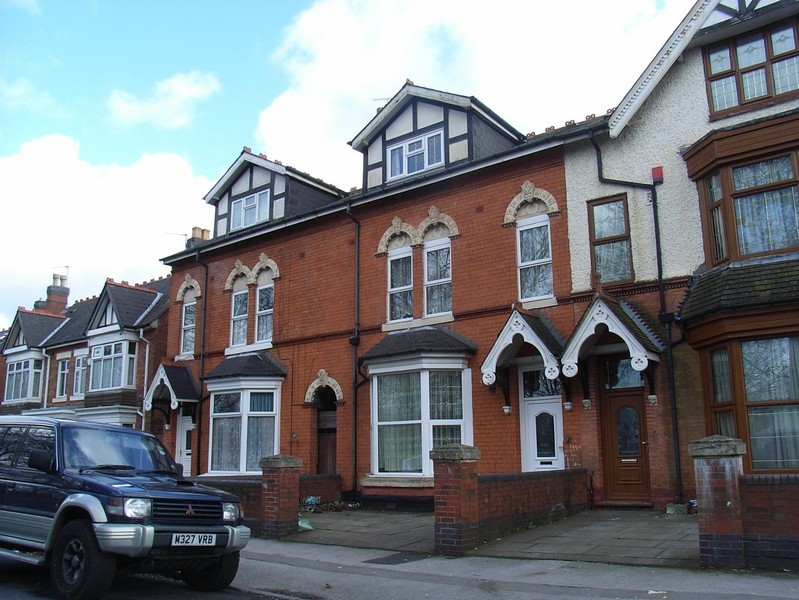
[601,390,651,502]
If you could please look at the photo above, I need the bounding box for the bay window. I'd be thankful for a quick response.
[4,358,43,402]
[371,366,471,476]
[90,341,136,391]
[707,336,799,470]
[209,389,278,473]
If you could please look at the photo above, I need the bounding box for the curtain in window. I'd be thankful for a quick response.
[378,424,422,472]
[377,373,421,421]
[429,371,462,419]
[710,349,733,404]
[377,373,421,472]
[246,416,275,471]
[742,337,799,469]
[211,417,241,471]
[734,186,799,254]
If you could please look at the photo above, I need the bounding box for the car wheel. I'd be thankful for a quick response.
[50,519,116,600]
[182,551,240,591]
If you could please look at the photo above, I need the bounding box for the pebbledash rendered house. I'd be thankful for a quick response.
[146,0,799,515]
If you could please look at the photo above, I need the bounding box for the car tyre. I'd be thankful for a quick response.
[182,551,240,591]
[50,519,116,600]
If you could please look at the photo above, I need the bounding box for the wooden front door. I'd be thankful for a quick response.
[600,358,651,504]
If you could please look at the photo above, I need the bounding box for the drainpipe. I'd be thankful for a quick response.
[139,327,150,431]
[590,133,683,505]
[194,247,210,478]
[345,203,363,498]
[42,350,50,410]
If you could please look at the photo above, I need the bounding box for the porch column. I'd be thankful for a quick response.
[430,444,481,556]
[688,435,746,569]
[260,454,302,538]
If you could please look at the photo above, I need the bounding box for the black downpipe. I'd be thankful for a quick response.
[194,248,210,478]
[345,204,363,498]
[590,134,683,504]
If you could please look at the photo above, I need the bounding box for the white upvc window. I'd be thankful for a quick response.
[370,363,472,477]
[209,388,279,473]
[517,214,554,301]
[230,290,248,346]
[424,238,451,317]
[73,355,87,396]
[231,190,270,230]
[256,284,274,343]
[387,129,444,181]
[99,303,117,327]
[4,358,43,402]
[56,359,69,398]
[181,300,196,355]
[387,246,413,322]
[89,341,136,391]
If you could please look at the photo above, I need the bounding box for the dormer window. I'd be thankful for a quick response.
[705,19,799,116]
[387,130,443,181]
[231,190,270,230]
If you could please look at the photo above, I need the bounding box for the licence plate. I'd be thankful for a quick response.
[171,533,216,546]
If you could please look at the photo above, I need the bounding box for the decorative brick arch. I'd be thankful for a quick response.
[176,273,201,302]
[224,260,252,290]
[503,181,560,225]
[250,253,280,284]
[304,369,344,405]
[418,206,460,240]
[376,216,421,256]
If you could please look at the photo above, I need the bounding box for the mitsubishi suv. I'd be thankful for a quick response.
[0,416,250,600]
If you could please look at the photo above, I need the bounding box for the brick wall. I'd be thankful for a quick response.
[740,474,799,570]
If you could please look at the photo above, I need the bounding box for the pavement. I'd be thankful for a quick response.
[235,508,799,600]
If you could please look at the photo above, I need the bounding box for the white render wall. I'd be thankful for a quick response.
[566,44,799,293]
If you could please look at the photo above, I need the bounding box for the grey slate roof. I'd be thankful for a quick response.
[44,297,98,347]
[679,253,799,322]
[518,312,564,356]
[204,352,288,380]
[161,365,201,401]
[361,326,478,362]
[15,311,64,348]
[104,277,170,328]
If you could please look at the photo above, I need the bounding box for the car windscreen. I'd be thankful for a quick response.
[62,427,178,473]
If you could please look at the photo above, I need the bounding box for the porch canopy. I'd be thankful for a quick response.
[144,364,201,413]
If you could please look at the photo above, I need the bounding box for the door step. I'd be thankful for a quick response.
[593,500,654,508]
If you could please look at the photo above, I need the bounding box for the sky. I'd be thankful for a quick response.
[0,0,698,330]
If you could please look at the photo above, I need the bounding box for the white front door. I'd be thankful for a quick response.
[176,415,194,475]
[519,368,564,471]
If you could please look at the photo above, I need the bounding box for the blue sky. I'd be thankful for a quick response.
[0,0,697,329]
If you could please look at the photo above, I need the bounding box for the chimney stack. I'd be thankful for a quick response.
[186,227,212,249]
[33,273,70,315]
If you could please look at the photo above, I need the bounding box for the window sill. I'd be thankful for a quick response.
[361,475,434,488]
[521,297,557,310]
[382,313,454,332]
[225,341,273,356]
[174,352,195,361]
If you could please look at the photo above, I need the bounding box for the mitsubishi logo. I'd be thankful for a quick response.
[186,505,195,516]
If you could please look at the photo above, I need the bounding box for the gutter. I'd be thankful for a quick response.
[590,133,684,505]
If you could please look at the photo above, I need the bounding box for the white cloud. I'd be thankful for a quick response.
[255,0,697,190]
[108,71,221,129]
[0,134,213,329]
[0,75,64,115]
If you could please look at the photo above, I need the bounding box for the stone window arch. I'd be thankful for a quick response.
[376,216,421,256]
[418,206,460,241]
[304,369,344,405]
[176,274,201,302]
[251,253,280,284]
[224,260,253,291]
[503,181,560,226]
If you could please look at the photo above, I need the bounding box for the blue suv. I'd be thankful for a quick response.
[0,416,250,600]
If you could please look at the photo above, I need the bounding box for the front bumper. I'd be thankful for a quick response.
[93,523,251,558]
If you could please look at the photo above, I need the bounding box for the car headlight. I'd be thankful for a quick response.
[107,497,152,519]
[222,502,241,522]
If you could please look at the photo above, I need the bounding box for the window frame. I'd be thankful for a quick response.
[180,299,196,355]
[73,354,87,397]
[230,189,270,231]
[700,152,799,264]
[89,341,136,392]
[704,18,799,118]
[704,335,799,472]
[4,358,43,402]
[230,289,249,347]
[56,359,69,398]
[368,359,472,478]
[256,283,274,343]
[516,214,554,302]
[423,237,452,317]
[207,381,281,474]
[386,129,444,181]
[387,246,413,322]
[587,195,634,285]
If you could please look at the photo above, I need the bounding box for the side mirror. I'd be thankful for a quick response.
[28,448,54,472]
